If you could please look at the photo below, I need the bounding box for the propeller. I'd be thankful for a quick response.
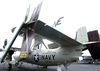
[18,1,43,60]
[1,1,43,62]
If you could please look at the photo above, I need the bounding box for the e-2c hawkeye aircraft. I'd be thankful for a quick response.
[0,1,100,71]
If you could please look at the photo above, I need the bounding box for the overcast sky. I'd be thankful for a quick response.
[0,0,100,56]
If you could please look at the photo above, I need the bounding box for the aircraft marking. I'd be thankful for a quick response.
[20,51,27,58]
[34,53,39,62]
[33,53,55,62]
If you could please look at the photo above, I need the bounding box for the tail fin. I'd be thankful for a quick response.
[75,26,88,43]
[88,30,99,42]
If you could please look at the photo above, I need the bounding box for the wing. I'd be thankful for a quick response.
[34,20,81,47]
[12,20,81,48]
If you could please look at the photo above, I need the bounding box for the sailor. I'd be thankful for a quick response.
[6,50,14,71]
[3,39,14,71]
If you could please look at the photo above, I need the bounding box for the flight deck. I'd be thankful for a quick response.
[0,61,100,71]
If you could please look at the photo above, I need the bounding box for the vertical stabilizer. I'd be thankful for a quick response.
[88,30,99,42]
[76,26,88,43]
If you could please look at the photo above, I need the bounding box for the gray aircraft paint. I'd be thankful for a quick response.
[13,45,82,66]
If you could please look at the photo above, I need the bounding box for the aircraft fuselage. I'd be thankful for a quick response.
[13,45,82,66]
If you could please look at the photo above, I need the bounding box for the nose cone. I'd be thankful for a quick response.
[13,51,20,60]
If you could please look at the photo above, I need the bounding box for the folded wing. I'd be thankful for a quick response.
[34,20,81,47]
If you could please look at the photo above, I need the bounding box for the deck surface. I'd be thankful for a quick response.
[0,61,100,71]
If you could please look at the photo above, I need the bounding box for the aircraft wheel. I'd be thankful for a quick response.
[43,66,47,68]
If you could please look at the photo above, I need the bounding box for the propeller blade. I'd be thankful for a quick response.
[20,22,35,60]
[24,5,30,22]
[29,1,43,22]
